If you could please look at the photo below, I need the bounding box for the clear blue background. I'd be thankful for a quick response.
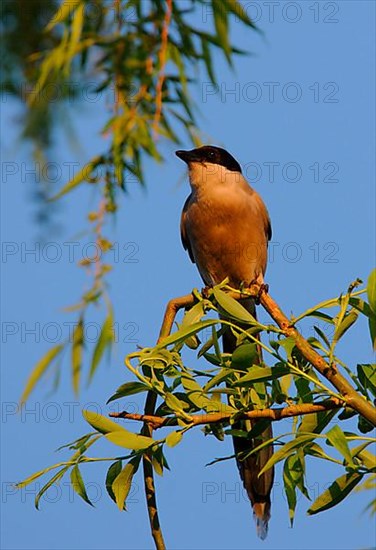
[1,1,375,549]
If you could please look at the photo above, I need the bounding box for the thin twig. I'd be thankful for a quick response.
[152,0,173,137]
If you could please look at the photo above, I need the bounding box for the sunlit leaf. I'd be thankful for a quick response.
[72,319,84,395]
[308,472,364,515]
[212,288,257,324]
[70,464,93,506]
[106,430,155,451]
[89,309,114,382]
[112,458,140,510]
[20,344,64,404]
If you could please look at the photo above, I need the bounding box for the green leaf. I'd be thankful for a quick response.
[35,467,69,509]
[212,1,231,62]
[20,344,64,403]
[223,0,258,28]
[313,326,330,348]
[369,317,376,350]
[258,434,317,476]
[70,465,93,506]
[325,426,355,468]
[106,430,155,451]
[234,365,290,386]
[231,343,258,370]
[307,472,364,515]
[46,0,82,31]
[283,458,297,526]
[156,319,218,349]
[72,319,84,395]
[51,156,103,200]
[165,430,183,448]
[212,288,257,324]
[165,392,188,415]
[181,372,235,414]
[279,337,296,358]
[357,364,376,397]
[82,410,124,434]
[332,311,358,344]
[179,301,206,349]
[16,462,68,489]
[105,460,123,504]
[367,269,376,314]
[107,382,150,404]
[112,458,139,511]
[89,309,114,382]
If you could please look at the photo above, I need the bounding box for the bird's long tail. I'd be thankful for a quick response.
[223,297,274,540]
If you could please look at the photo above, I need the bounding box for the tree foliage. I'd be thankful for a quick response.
[18,273,376,539]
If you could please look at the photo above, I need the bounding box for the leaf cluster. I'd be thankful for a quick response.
[18,272,376,523]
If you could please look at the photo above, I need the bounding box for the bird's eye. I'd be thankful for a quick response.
[208,151,215,158]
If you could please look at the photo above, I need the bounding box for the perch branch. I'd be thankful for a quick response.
[110,398,344,428]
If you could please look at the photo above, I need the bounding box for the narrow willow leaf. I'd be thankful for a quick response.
[332,311,358,344]
[212,0,231,62]
[82,409,124,434]
[151,446,166,477]
[105,460,122,504]
[181,373,235,414]
[279,337,296,358]
[307,472,364,515]
[231,343,258,370]
[16,462,69,489]
[223,0,258,28]
[106,382,150,404]
[179,301,206,348]
[369,317,376,351]
[357,364,376,398]
[106,430,155,451]
[112,458,139,511]
[326,426,355,467]
[165,392,188,414]
[234,366,290,385]
[313,326,330,348]
[35,467,69,509]
[156,319,218,349]
[51,156,103,200]
[46,0,82,31]
[165,431,183,448]
[72,319,84,395]
[367,269,376,314]
[70,465,93,506]
[89,309,114,382]
[283,459,297,526]
[349,297,373,318]
[20,344,64,403]
[305,442,342,465]
[258,434,317,476]
[212,288,257,324]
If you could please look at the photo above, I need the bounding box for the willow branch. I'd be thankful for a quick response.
[256,287,376,426]
[157,285,376,426]
[141,391,165,550]
[111,399,344,428]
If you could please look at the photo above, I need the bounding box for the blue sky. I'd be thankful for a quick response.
[1,1,375,549]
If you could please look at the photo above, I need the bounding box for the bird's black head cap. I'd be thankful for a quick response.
[176,145,242,173]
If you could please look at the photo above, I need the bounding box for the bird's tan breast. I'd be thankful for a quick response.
[183,185,269,287]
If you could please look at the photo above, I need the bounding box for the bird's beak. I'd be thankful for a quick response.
[175,149,200,164]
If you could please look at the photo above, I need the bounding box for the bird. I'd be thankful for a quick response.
[176,145,274,539]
